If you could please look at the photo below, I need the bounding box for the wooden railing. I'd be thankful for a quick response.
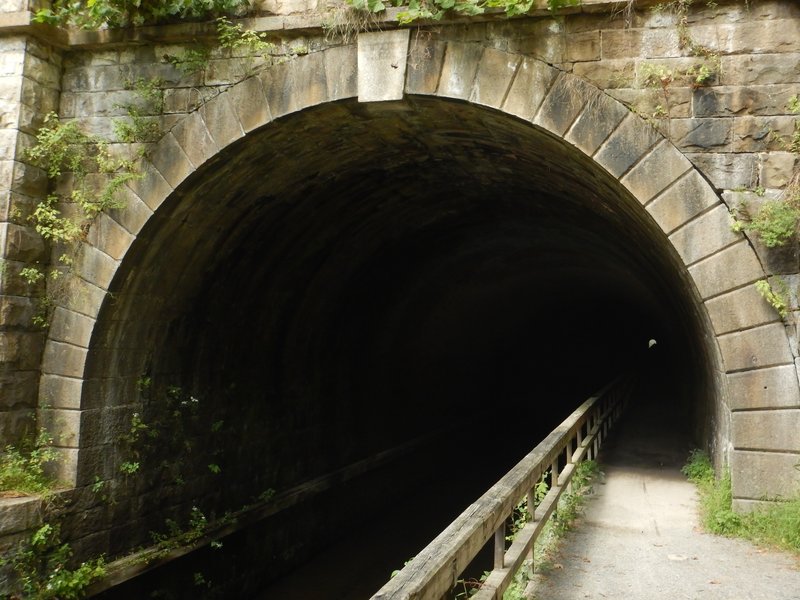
[370,375,633,600]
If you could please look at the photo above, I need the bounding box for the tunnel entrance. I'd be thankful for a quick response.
[83,96,720,590]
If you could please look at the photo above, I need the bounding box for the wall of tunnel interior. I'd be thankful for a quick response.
[80,96,724,553]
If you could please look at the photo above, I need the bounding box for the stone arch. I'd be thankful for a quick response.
[37,36,797,507]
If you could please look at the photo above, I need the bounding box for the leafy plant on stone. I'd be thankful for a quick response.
[755,279,790,319]
[34,0,249,29]
[113,77,165,144]
[2,523,106,600]
[0,430,59,497]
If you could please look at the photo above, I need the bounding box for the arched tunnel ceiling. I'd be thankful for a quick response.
[89,96,715,480]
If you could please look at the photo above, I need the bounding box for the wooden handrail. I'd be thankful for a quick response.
[371,375,632,600]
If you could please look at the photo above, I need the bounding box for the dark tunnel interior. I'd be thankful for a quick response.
[84,97,719,569]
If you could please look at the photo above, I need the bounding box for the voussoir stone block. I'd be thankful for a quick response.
[42,340,88,380]
[48,307,96,349]
[732,409,800,453]
[501,57,558,122]
[73,244,119,291]
[564,90,628,157]
[260,52,327,119]
[405,38,445,96]
[727,365,800,411]
[149,132,195,190]
[106,187,153,238]
[198,91,245,151]
[227,75,272,134]
[39,373,84,411]
[126,162,173,213]
[169,110,219,169]
[732,450,800,500]
[669,203,741,266]
[469,48,518,109]
[358,29,410,103]
[688,239,764,300]
[621,139,692,205]
[594,113,661,178]
[534,74,595,137]
[86,212,135,262]
[704,284,779,336]
[38,407,81,448]
[324,44,357,102]
[437,42,483,101]
[718,322,794,372]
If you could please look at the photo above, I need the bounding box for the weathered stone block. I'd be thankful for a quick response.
[86,212,135,262]
[41,340,88,380]
[437,42,482,101]
[732,409,800,452]
[564,90,628,157]
[48,307,96,349]
[693,84,799,118]
[705,284,780,336]
[565,30,600,62]
[358,29,409,103]
[0,369,39,411]
[469,48,518,110]
[692,20,800,55]
[727,365,800,411]
[594,113,661,178]
[505,19,565,64]
[198,91,245,153]
[668,117,733,152]
[0,497,42,537]
[106,187,153,237]
[501,57,558,122]
[601,28,680,60]
[573,58,635,90]
[669,204,740,266]
[0,331,44,371]
[126,162,172,213]
[732,115,797,153]
[0,295,35,328]
[688,239,764,300]
[621,139,692,204]
[259,52,328,119]
[534,73,594,137]
[60,276,107,319]
[686,152,758,190]
[718,322,794,372]
[38,407,81,448]
[0,409,35,445]
[72,244,119,292]
[759,152,798,189]
[39,373,84,410]
[405,38,445,96]
[731,449,800,500]
[720,53,800,86]
[2,222,44,262]
[149,131,195,189]
[322,44,356,101]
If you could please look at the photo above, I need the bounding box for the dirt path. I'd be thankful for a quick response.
[527,400,800,600]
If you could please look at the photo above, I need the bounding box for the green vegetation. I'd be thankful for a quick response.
[34,0,249,29]
[0,431,59,496]
[682,450,800,554]
[3,524,106,600]
[754,279,791,318]
[454,460,600,598]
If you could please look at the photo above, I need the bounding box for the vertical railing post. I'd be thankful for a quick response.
[494,524,505,569]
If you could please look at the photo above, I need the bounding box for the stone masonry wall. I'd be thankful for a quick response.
[0,0,798,583]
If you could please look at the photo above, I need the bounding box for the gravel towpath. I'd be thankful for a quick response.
[527,400,800,600]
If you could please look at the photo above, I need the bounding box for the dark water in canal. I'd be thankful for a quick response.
[93,407,567,600]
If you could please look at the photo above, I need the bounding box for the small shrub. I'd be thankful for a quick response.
[0,431,59,496]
